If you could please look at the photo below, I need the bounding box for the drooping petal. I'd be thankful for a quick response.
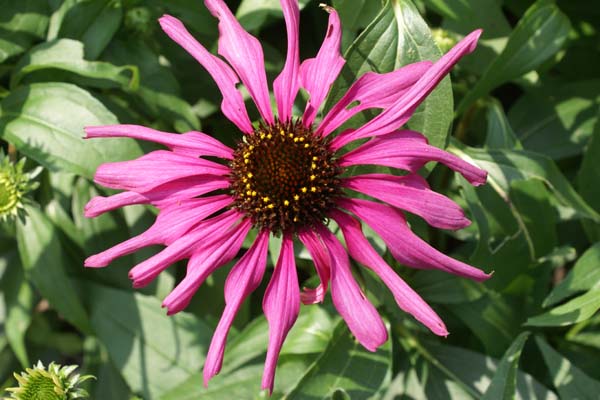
[261,234,300,393]
[331,209,448,336]
[299,7,345,127]
[128,210,242,288]
[343,174,471,230]
[204,0,274,124]
[316,61,432,137]
[338,198,491,282]
[85,125,234,159]
[85,195,233,267]
[203,230,269,385]
[84,176,230,217]
[273,0,300,121]
[332,30,482,149]
[339,130,487,186]
[316,224,388,352]
[298,229,330,304]
[162,218,252,315]
[94,150,230,192]
[159,15,253,133]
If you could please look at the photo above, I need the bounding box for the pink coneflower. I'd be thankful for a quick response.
[84,0,489,392]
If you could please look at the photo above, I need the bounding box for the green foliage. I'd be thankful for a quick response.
[1,0,599,399]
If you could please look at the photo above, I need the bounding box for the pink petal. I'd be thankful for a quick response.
[261,234,300,393]
[203,230,269,385]
[85,195,233,267]
[316,224,388,352]
[85,125,234,159]
[332,30,482,149]
[159,15,253,133]
[339,130,487,186]
[331,209,448,336]
[299,7,345,127]
[162,218,252,315]
[297,230,330,304]
[128,210,242,288]
[94,150,230,192]
[204,0,274,124]
[84,176,230,218]
[343,174,471,230]
[316,61,432,137]
[273,0,300,122]
[338,198,491,282]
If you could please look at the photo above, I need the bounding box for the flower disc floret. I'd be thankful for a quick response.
[230,119,341,233]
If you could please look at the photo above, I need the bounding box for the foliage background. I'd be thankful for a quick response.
[1,0,600,398]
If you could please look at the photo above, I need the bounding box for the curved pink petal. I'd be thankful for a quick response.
[299,7,345,127]
[162,218,252,315]
[331,210,448,336]
[339,131,487,186]
[262,234,299,393]
[203,230,269,385]
[94,150,229,192]
[159,15,253,133]
[128,210,242,288]
[204,0,274,124]
[85,195,233,267]
[316,224,387,351]
[298,229,330,304]
[316,61,432,137]
[343,174,470,230]
[332,30,482,149]
[84,176,230,218]
[273,0,300,122]
[85,125,234,159]
[338,198,491,282]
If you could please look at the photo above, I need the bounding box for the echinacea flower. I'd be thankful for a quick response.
[0,151,40,223]
[84,0,489,392]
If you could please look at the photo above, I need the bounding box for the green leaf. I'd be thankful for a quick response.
[0,31,35,64]
[16,205,91,333]
[284,320,392,399]
[54,0,123,60]
[450,144,600,223]
[326,0,453,150]
[86,282,212,399]
[526,288,600,327]
[0,0,50,39]
[485,99,522,150]
[11,39,139,91]
[577,113,600,241]
[457,0,571,114]
[544,243,600,307]
[235,0,311,32]
[0,249,33,368]
[481,332,530,400]
[0,82,143,179]
[509,80,600,159]
[384,341,557,400]
[536,336,600,399]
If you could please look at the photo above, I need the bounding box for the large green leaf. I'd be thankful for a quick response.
[0,82,143,179]
[457,0,571,114]
[536,337,600,400]
[326,0,453,150]
[450,144,600,223]
[481,332,530,400]
[577,113,600,241]
[53,0,123,59]
[509,80,600,159]
[86,282,212,399]
[16,205,91,333]
[0,0,50,39]
[526,287,600,327]
[11,38,139,91]
[284,321,392,399]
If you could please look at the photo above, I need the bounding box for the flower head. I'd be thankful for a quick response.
[84,0,489,392]
[4,361,93,400]
[0,151,40,223]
